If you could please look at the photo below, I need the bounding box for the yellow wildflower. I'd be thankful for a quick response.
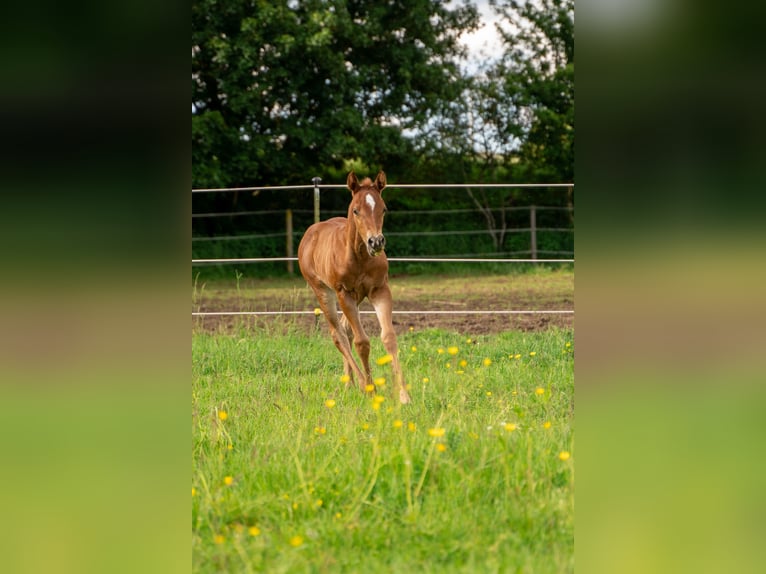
[543,421,552,429]
[422,377,429,383]
[437,348,445,354]
[314,426,326,435]
[289,535,304,547]
[483,357,492,367]
[191,487,197,497]
[361,422,370,430]
[218,410,228,421]
[486,391,492,397]
[436,443,447,452]
[374,377,386,387]
[214,534,225,545]
[224,476,234,486]
[340,374,351,384]
[514,354,521,359]
[376,354,393,365]
[249,526,261,537]
[535,387,545,396]
[313,307,321,316]
[411,345,417,352]
[409,326,414,332]
[428,427,446,438]
[365,384,375,393]
[529,351,537,357]
[315,499,323,507]
[504,423,517,432]
[393,419,403,429]
[325,399,336,408]
[227,444,233,451]
[559,451,571,461]
[447,346,459,355]
[408,422,416,432]
[466,338,473,344]
[459,359,467,368]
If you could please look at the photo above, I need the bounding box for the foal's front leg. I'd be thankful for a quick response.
[337,290,373,392]
[370,285,411,404]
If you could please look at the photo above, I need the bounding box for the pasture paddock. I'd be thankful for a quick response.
[192,267,574,572]
[192,267,574,336]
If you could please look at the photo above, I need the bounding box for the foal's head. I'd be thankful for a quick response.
[347,171,388,257]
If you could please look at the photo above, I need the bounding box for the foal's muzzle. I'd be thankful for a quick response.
[367,234,386,256]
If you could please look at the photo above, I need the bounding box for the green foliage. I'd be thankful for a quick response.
[192,0,479,187]
[490,0,575,182]
[192,327,574,572]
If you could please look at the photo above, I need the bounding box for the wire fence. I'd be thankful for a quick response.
[192,257,574,265]
[191,181,574,319]
[192,310,574,317]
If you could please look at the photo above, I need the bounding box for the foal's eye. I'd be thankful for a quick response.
[352,209,359,216]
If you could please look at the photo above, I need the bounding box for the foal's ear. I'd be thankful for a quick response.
[347,171,360,194]
[374,170,387,192]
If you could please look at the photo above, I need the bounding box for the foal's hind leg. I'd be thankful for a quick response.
[339,313,356,388]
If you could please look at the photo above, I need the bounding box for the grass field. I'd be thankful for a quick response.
[192,319,574,572]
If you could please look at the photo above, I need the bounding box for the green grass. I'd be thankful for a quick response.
[192,327,574,573]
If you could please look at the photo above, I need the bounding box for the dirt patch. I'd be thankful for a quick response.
[192,271,573,335]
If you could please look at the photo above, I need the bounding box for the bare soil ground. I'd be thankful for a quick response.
[192,270,573,336]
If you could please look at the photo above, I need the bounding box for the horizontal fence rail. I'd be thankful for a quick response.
[193,310,574,317]
[192,183,574,194]
[192,205,573,219]
[192,309,574,317]
[192,227,573,242]
[192,257,574,265]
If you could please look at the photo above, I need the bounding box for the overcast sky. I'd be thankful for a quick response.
[458,0,504,70]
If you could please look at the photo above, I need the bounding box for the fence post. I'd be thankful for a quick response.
[312,176,322,223]
[286,209,294,275]
[530,205,537,260]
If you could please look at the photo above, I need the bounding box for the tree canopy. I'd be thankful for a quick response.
[192,0,479,187]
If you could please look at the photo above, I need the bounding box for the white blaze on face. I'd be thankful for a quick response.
[365,193,376,212]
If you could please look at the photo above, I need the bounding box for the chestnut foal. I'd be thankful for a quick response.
[297,171,410,404]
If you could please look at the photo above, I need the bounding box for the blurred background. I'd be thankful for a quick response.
[2,0,765,572]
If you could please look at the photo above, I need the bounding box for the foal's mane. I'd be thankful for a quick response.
[359,177,373,186]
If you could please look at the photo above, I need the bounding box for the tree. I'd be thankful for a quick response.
[192,0,479,189]
[490,0,574,184]
[412,0,574,251]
